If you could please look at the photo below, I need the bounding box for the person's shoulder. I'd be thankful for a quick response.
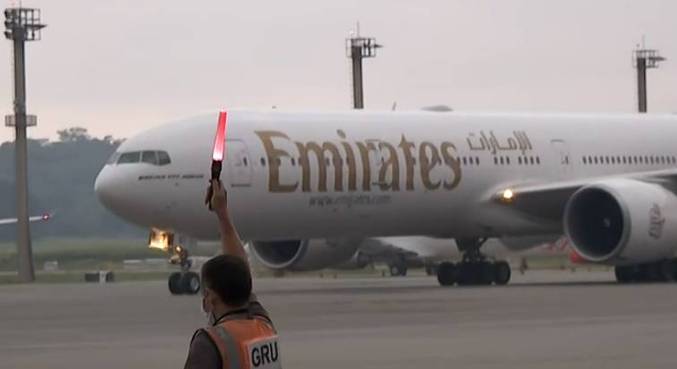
[184,329,222,369]
[249,294,274,325]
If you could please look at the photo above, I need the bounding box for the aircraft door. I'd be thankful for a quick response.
[226,140,253,187]
[550,139,573,178]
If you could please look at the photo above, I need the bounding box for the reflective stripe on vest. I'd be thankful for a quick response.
[213,325,242,369]
[206,318,279,369]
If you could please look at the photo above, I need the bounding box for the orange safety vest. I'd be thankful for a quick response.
[204,314,280,369]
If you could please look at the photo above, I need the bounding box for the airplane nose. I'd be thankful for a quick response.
[94,167,118,211]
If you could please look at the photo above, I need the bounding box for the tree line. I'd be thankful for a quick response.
[0,127,144,241]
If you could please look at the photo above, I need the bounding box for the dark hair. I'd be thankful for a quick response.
[201,255,252,307]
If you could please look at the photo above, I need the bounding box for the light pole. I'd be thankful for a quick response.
[633,47,665,113]
[4,6,45,282]
[346,25,381,109]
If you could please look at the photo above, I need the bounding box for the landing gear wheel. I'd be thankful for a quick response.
[389,262,407,277]
[661,259,677,282]
[494,261,511,285]
[169,272,183,295]
[437,262,457,286]
[425,264,438,276]
[181,272,201,295]
[615,265,635,283]
[479,262,496,285]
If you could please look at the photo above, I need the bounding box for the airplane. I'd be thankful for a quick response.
[255,235,573,277]
[95,109,677,294]
[0,213,52,225]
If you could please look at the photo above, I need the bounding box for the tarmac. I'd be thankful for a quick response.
[2,270,677,369]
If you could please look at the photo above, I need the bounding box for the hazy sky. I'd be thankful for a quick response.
[1,0,676,143]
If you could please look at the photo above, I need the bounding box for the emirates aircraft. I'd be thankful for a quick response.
[95,109,677,294]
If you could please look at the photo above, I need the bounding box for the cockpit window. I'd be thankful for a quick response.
[106,152,121,165]
[115,150,171,166]
[117,151,141,164]
[157,151,171,166]
[141,151,158,165]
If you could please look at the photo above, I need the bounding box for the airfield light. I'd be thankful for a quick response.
[4,6,46,283]
[346,23,382,109]
[633,41,665,113]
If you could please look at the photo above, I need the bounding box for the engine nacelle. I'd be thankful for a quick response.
[250,238,360,271]
[564,179,677,264]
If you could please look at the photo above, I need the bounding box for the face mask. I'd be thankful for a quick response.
[201,295,216,325]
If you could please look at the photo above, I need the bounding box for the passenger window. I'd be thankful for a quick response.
[476,157,480,165]
[536,157,540,164]
[141,151,158,165]
[518,157,523,165]
[494,157,498,165]
[243,157,249,167]
[117,152,141,164]
[529,157,534,165]
[291,158,296,166]
[157,151,171,166]
[260,158,266,166]
[462,157,468,166]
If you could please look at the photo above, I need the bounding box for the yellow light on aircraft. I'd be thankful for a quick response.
[148,229,172,252]
[501,189,515,202]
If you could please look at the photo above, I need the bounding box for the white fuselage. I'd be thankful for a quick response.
[94,110,677,243]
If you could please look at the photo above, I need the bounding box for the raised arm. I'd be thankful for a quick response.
[208,180,247,261]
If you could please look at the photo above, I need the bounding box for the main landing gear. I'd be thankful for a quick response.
[614,259,677,284]
[437,238,511,286]
[387,255,408,277]
[167,244,201,295]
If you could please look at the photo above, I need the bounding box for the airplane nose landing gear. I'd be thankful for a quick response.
[168,245,201,295]
[437,238,512,286]
[148,229,201,295]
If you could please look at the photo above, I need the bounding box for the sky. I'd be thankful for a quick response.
[1,0,676,143]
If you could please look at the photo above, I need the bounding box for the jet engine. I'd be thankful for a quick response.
[250,238,361,271]
[564,179,677,264]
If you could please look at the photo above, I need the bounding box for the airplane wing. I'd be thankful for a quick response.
[489,168,677,221]
[0,213,52,226]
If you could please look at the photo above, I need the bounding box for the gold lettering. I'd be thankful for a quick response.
[356,141,377,191]
[441,142,462,190]
[378,142,400,191]
[398,135,416,191]
[255,131,298,193]
[296,141,343,192]
[337,130,357,191]
[419,142,441,190]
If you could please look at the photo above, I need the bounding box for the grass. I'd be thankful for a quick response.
[0,238,216,272]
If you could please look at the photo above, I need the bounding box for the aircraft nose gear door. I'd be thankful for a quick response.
[550,139,573,179]
[226,140,253,187]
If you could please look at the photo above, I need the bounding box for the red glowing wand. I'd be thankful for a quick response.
[207,111,227,209]
[211,111,227,179]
